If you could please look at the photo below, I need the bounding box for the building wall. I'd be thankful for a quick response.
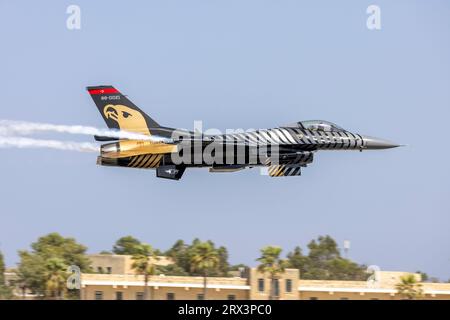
[80,268,450,300]
[81,273,250,300]
[6,254,450,300]
[83,285,247,300]
[299,291,396,300]
[88,254,173,275]
[376,271,422,286]
[249,268,299,300]
[89,255,128,274]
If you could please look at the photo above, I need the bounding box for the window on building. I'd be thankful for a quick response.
[95,291,103,300]
[197,294,205,300]
[309,297,319,300]
[97,267,103,274]
[106,267,112,274]
[258,279,264,292]
[167,293,175,300]
[116,291,123,300]
[285,279,292,293]
[273,279,280,297]
[136,292,144,300]
[227,294,236,300]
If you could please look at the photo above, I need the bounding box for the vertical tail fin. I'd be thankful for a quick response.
[87,85,159,136]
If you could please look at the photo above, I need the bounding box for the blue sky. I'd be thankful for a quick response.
[0,1,449,280]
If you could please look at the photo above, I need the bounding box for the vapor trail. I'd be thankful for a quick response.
[0,120,167,142]
[0,136,99,153]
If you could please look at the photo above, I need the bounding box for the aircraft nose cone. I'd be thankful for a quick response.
[361,135,400,149]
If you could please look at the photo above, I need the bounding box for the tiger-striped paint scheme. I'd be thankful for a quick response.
[213,128,364,151]
[128,154,163,169]
[88,85,400,180]
[268,165,303,177]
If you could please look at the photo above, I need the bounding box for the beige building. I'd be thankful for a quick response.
[81,255,450,300]
[89,254,173,275]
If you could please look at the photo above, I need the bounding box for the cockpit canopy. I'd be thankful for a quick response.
[283,120,345,132]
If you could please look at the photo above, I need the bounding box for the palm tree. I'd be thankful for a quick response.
[190,241,219,299]
[131,244,159,300]
[44,258,67,299]
[396,274,423,300]
[257,246,286,300]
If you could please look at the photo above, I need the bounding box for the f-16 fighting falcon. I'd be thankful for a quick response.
[88,86,399,180]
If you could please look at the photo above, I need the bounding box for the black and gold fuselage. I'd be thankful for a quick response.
[88,85,399,180]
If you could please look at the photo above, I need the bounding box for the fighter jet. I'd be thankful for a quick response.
[88,85,399,180]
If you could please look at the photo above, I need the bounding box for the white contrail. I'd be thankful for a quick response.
[0,120,170,142]
[0,136,99,153]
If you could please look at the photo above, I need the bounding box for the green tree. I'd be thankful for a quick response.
[287,235,366,280]
[156,264,189,276]
[189,241,219,299]
[131,244,159,300]
[286,246,309,275]
[308,235,340,262]
[257,246,287,300]
[17,233,90,298]
[44,258,67,299]
[0,251,12,299]
[216,246,230,277]
[415,271,429,282]
[0,251,5,286]
[165,239,230,277]
[165,240,191,273]
[325,258,367,280]
[17,251,46,296]
[0,284,12,299]
[396,274,423,300]
[112,236,142,255]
